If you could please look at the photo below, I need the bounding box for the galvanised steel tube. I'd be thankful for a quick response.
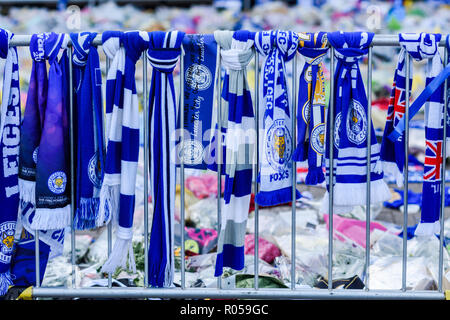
[216,44,222,290]
[365,46,373,290]
[179,46,186,290]
[142,52,149,288]
[105,56,113,289]
[253,49,260,290]
[31,287,445,300]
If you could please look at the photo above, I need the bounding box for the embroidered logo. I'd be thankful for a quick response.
[334,112,342,149]
[346,100,367,145]
[186,64,212,91]
[33,147,39,164]
[178,139,204,165]
[266,119,292,172]
[88,154,102,188]
[302,101,310,124]
[310,123,325,155]
[0,221,15,264]
[48,171,67,194]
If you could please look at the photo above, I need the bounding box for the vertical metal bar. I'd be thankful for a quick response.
[291,53,298,290]
[438,47,448,292]
[328,47,335,291]
[365,46,373,290]
[216,45,222,289]
[68,45,76,289]
[253,50,260,290]
[142,52,149,288]
[402,52,411,292]
[179,46,186,290]
[34,230,40,288]
[105,56,113,289]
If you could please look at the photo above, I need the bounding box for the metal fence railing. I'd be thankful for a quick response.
[9,33,449,300]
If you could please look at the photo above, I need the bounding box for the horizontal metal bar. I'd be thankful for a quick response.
[32,287,445,300]
[8,34,449,47]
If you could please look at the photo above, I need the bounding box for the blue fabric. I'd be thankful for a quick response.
[71,32,105,230]
[294,32,328,185]
[0,29,21,295]
[147,31,185,288]
[177,34,217,170]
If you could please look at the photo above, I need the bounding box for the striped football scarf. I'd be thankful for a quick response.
[100,31,148,273]
[254,30,301,207]
[22,32,71,231]
[294,31,328,185]
[147,30,184,288]
[70,32,105,230]
[0,29,21,296]
[213,30,255,277]
[385,33,445,236]
[322,31,390,214]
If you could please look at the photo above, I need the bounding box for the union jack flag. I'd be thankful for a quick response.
[386,85,407,122]
[424,140,443,181]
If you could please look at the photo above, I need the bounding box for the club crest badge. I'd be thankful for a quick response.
[310,123,325,155]
[0,221,15,264]
[33,147,39,164]
[302,101,310,124]
[266,119,292,172]
[178,139,204,165]
[185,63,212,91]
[346,99,367,145]
[88,154,102,188]
[48,171,67,194]
[334,112,342,149]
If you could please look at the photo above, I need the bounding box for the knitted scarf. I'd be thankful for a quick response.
[100,31,148,274]
[253,30,301,207]
[212,30,255,277]
[20,32,71,231]
[70,32,105,230]
[323,31,390,214]
[384,33,445,236]
[0,29,21,296]
[147,30,184,288]
[293,31,328,185]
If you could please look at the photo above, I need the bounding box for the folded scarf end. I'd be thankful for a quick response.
[305,167,325,186]
[0,271,14,296]
[101,237,136,274]
[382,161,404,187]
[414,221,440,237]
[97,183,120,228]
[292,144,307,162]
[31,205,71,230]
[255,187,301,207]
[18,178,36,204]
[74,197,100,230]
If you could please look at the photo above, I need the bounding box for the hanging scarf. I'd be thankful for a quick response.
[147,30,184,288]
[100,31,148,274]
[212,30,255,277]
[176,34,218,170]
[253,30,301,206]
[384,33,445,236]
[70,32,105,230]
[0,29,21,296]
[322,31,390,214]
[294,31,328,185]
[21,33,71,230]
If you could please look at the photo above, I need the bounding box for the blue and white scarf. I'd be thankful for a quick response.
[0,29,21,296]
[70,32,105,230]
[100,31,148,274]
[294,32,328,185]
[212,30,255,277]
[384,33,445,236]
[147,30,184,288]
[323,31,390,214]
[253,30,301,206]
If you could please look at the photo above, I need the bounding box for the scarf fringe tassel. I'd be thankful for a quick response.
[74,197,100,230]
[305,167,325,185]
[255,187,301,207]
[101,238,136,274]
[30,205,71,230]
[382,161,404,187]
[18,178,36,204]
[0,271,13,296]
[97,184,120,228]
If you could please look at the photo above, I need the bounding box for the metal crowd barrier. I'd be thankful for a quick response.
[8,34,449,300]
